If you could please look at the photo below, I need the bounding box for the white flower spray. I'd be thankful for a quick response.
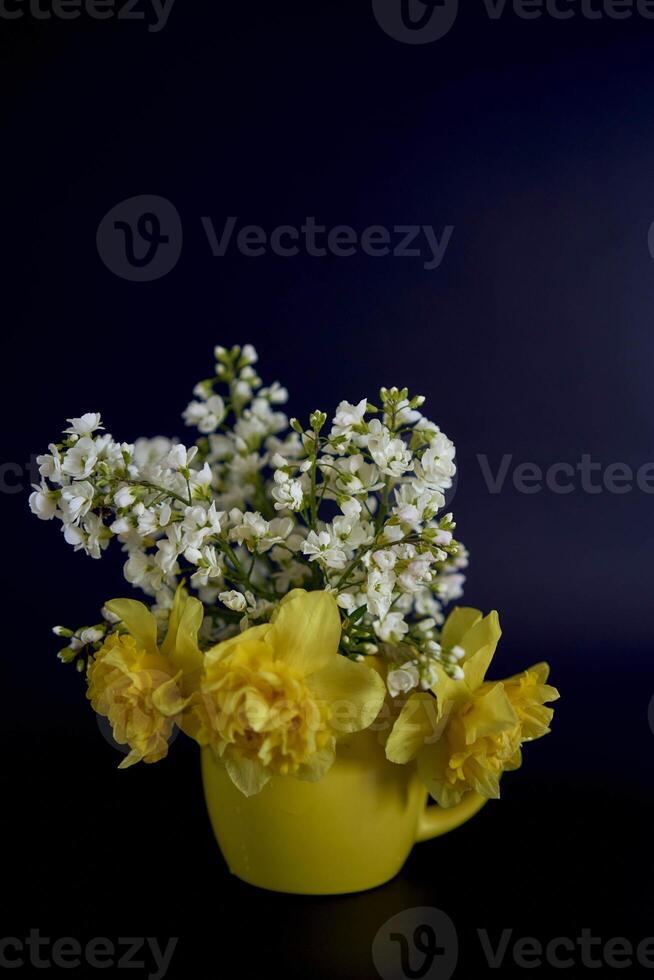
[30,344,468,690]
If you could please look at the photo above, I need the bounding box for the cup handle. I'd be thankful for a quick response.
[415,791,487,842]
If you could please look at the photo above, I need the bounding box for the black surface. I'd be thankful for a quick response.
[3,3,654,976]
[5,723,654,978]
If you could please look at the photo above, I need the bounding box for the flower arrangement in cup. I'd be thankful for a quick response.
[30,344,558,803]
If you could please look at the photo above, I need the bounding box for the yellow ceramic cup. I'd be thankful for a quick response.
[202,729,486,895]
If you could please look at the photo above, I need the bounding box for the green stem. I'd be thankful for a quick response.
[309,435,319,529]
[120,479,191,507]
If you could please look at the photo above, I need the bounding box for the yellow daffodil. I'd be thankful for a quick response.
[385,607,559,808]
[87,587,204,768]
[184,589,386,796]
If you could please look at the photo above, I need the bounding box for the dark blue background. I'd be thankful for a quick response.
[2,3,653,976]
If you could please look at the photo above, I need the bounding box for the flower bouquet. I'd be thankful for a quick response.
[30,344,559,894]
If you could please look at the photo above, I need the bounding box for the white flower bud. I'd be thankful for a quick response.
[114,486,136,509]
[219,590,247,612]
[387,662,420,697]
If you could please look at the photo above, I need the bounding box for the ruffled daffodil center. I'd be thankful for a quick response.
[385,605,558,809]
[89,586,203,767]
[190,590,385,795]
[87,633,185,768]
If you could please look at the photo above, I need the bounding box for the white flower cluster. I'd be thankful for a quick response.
[31,344,469,689]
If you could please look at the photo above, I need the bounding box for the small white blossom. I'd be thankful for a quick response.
[83,514,109,560]
[367,421,413,478]
[372,549,396,571]
[336,591,359,614]
[113,485,137,509]
[302,530,347,570]
[132,436,174,470]
[183,394,226,433]
[387,662,420,697]
[219,590,247,612]
[64,413,104,437]
[414,432,456,491]
[374,611,408,643]
[61,438,99,479]
[29,483,58,520]
[331,516,372,550]
[398,558,433,594]
[229,510,269,549]
[339,496,362,518]
[101,605,121,624]
[78,627,104,644]
[167,444,198,471]
[155,525,183,575]
[241,344,258,365]
[366,567,395,620]
[436,572,465,603]
[110,516,131,535]
[37,445,65,484]
[60,481,95,525]
[271,470,304,512]
[189,545,224,588]
[330,398,367,444]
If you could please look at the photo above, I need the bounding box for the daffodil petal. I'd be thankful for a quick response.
[463,682,518,744]
[160,585,186,657]
[308,657,386,734]
[503,661,558,692]
[529,661,551,685]
[118,748,143,770]
[166,594,205,679]
[203,624,272,666]
[467,757,502,799]
[416,739,456,807]
[105,598,158,656]
[386,692,440,764]
[441,607,483,648]
[151,673,189,717]
[269,589,341,674]
[461,644,497,693]
[223,752,271,797]
[271,588,310,616]
[459,610,501,663]
[428,663,471,719]
[296,741,336,782]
